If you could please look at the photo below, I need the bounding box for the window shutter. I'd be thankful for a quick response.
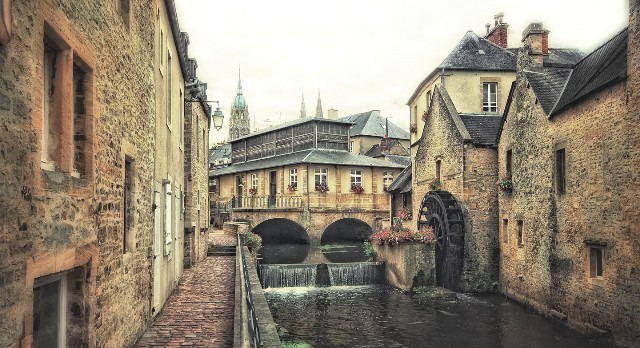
[164,180,172,256]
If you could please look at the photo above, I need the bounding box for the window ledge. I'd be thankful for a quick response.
[70,170,81,179]
[41,161,56,172]
[588,277,605,287]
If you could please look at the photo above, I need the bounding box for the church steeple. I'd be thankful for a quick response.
[300,92,307,118]
[228,66,250,141]
[315,89,323,118]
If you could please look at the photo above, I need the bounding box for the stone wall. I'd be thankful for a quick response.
[413,86,499,291]
[373,243,436,291]
[498,40,640,345]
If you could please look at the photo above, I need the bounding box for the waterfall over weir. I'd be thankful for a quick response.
[259,262,384,288]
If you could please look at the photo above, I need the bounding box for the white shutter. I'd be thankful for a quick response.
[164,178,172,256]
[154,190,161,256]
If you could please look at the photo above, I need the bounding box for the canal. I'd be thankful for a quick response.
[259,243,615,348]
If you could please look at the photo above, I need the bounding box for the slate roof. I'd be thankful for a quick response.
[339,110,410,140]
[524,67,572,114]
[209,143,232,164]
[439,31,517,71]
[386,155,411,167]
[551,28,628,116]
[545,48,585,68]
[210,149,405,176]
[387,164,412,194]
[458,114,503,146]
[408,31,516,104]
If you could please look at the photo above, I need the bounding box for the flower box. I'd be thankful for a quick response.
[350,183,364,194]
[315,182,329,193]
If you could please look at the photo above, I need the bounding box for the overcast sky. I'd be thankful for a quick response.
[174,0,628,145]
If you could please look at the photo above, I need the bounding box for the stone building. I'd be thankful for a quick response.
[497,17,640,345]
[210,116,404,246]
[0,1,206,346]
[182,58,212,268]
[340,110,410,156]
[407,14,583,292]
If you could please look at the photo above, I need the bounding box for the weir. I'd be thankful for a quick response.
[259,262,384,288]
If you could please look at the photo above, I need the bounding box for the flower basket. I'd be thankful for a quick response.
[350,183,364,194]
[429,178,441,190]
[396,209,412,221]
[315,182,329,193]
[497,177,513,192]
[248,187,258,195]
[410,123,418,133]
[287,183,297,192]
[370,226,435,246]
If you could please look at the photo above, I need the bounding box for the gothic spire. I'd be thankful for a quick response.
[300,92,307,118]
[315,89,323,118]
[236,66,243,95]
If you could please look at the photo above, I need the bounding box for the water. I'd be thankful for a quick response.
[265,285,614,348]
[260,264,317,288]
[327,263,383,286]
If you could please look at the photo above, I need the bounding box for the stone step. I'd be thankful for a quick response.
[207,245,237,256]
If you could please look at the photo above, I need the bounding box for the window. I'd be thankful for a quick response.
[203,129,207,166]
[482,82,498,113]
[426,90,432,109]
[436,160,442,180]
[159,29,164,69]
[179,89,184,150]
[556,148,566,194]
[251,173,258,190]
[314,167,327,186]
[119,0,130,29]
[350,169,362,186]
[210,178,218,195]
[350,141,354,153]
[33,274,67,347]
[517,220,524,247]
[383,171,394,189]
[123,157,134,253]
[589,247,604,278]
[41,26,94,177]
[166,52,172,128]
[502,219,509,243]
[290,168,298,186]
[506,149,512,176]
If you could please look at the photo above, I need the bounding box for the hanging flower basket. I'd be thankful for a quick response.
[497,177,513,192]
[421,110,429,122]
[350,183,364,194]
[315,182,329,193]
[429,178,441,190]
[248,187,258,195]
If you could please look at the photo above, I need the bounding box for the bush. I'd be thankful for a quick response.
[363,241,375,257]
[243,232,262,251]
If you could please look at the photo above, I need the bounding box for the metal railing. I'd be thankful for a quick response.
[232,195,304,209]
[238,234,262,347]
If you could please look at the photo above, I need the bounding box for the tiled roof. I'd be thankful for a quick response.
[458,114,503,146]
[524,67,572,115]
[545,48,585,68]
[385,155,411,167]
[210,149,405,176]
[339,110,410,140]
[387,164,412,193]
[551,28,628,116]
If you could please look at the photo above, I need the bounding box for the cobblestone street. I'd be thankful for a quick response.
[136,232,236,347]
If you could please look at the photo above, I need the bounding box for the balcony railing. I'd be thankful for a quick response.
[223,192,390,211]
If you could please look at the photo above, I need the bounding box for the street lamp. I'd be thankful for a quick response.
[185,78,225,130]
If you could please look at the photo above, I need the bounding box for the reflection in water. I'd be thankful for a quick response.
[265,286,614,348]
[260,244,310,264]
[321,242,368,263]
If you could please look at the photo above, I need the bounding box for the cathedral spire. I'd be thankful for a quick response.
[315,89,323,118]
[300,92,307,118]
[236,66,243,95]
[229,66,250,141]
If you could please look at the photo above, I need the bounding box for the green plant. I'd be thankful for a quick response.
[429,178,441,190]
[243,232,262,251]
[496,176,513,192]
[363,241,375,258]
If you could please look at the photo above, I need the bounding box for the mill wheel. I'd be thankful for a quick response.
[417,190,465,291]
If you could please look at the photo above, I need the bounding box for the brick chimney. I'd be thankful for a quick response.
[522,23,550,65]
[485,12,509,48]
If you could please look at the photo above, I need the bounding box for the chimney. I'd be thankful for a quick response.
[327,108,339,120]
[522,23,550,65]
[484,12,508,48]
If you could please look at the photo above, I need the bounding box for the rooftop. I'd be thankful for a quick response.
[339,110,410,140]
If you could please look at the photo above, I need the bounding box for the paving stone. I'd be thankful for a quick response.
[136,233,236,347]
